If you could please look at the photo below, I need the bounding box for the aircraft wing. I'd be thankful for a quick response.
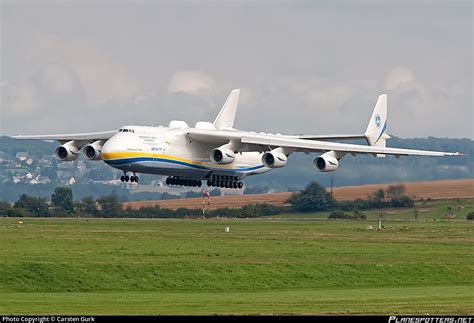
[13,131,117,143]
[186,128,462,157]
[240,134,462,157]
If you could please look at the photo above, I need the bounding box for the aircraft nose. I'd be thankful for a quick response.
[101,139,113,155]
[101,134,121,161]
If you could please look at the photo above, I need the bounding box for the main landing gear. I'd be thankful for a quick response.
[165,177,202,187]
[206,175,243,189]
[120,172,139,183]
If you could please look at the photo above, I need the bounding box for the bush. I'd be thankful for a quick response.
[287,182,336,212]
[328,211,347,219]
[466,212,474,220]
[328,210,366,220]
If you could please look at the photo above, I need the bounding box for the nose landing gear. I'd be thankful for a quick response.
[120,172,139,183]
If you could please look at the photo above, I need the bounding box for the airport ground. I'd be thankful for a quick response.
[0,200,473,315]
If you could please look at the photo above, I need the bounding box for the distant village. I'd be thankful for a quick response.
[0,149,220,195]
[0,149,121,186]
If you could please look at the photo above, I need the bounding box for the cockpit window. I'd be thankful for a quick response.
[119,128,134,133]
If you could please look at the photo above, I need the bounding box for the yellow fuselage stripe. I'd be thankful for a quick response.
[102,151,238,169]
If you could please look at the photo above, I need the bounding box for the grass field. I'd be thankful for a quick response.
[272,199,474,221]
[0,217,473,315]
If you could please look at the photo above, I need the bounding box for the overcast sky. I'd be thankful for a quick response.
[1,0,472,138]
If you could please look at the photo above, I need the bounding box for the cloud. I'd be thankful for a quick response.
[1,2,471,138]
[2,63,88,131]
[23,32,142,105]
[168,70,216,95]
[384,66,416,90]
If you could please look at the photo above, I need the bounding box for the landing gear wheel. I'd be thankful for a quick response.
[120,175,125,182]
[130,176,135,182]
[135,176,139,183]
[238,181,243,189]
[125,176,129,182]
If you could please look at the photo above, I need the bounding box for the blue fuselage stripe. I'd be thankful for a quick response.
[104,156,264,172]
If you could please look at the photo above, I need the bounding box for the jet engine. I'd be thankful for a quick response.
[83,140,104,161]
[262,151,287,168]
[54,141,80,161]
[210,147,235,165]
[313,152,339,172]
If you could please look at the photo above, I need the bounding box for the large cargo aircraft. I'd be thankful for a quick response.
[14,90,463,189]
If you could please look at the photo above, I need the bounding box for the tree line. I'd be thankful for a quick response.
[0,182,420,219]
[0,187,284,218]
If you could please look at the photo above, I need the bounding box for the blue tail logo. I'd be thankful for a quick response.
[374,114,382,129]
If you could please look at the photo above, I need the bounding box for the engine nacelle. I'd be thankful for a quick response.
[83,140,103,161]
[313,152,339,172]
[55,141,80,161]
[210,148,235,165]
[262,151,287,168]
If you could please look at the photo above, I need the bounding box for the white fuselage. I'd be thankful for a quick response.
[101,125,270,180]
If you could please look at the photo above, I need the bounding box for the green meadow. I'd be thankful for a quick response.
[0,217,472,315]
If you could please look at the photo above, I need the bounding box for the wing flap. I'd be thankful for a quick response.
[297,134,367,141]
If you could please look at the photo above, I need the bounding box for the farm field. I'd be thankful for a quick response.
[0,217,472,315]
[123,179,474,210]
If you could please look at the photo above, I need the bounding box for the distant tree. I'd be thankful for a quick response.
[14,194,49,217]
[412,208,419,220]
[374,188,386,200]
[0,202,13,217]
[386,184,406,199]
[287,182,336,212]
[79,196,97,215]
[96,194,123,217]
[466,212,474,220]
[370,189,386,206]
[51,187,74,214]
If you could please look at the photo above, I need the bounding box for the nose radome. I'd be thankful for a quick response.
[101,134,122,158]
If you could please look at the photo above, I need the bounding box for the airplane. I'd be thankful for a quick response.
[14,89,463,189]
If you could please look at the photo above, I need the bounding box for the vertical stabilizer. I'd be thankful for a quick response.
[365,94,388,146]
[213,89,240,129]
[364,94,389,157]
